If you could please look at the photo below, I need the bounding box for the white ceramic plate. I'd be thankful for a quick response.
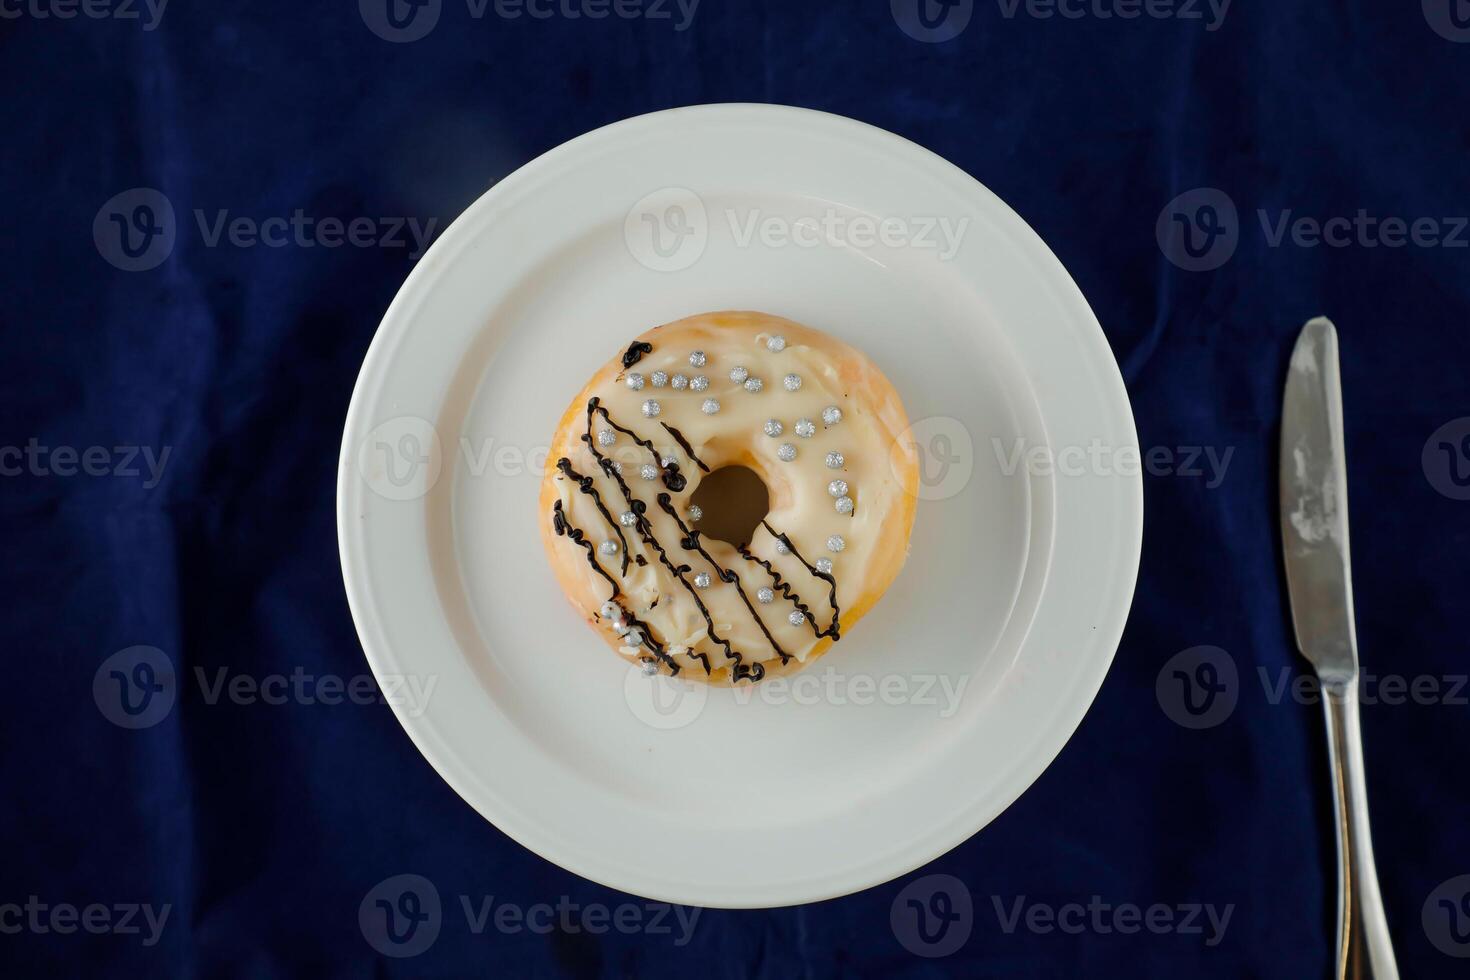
[337,104,1141,909]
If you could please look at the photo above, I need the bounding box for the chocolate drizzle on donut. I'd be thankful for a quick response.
[551,500,621,599]
[579,398,773,682]
[590,398,688,492]
[621,340,654,368]
[659,423,711,473]
[656,494,792,666]
[555,392,843,684]
[556,457,630,575]
[739,519,842,640]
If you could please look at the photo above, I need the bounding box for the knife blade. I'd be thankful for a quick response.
[1280,316,1358,680]
[1278,316,1399,980]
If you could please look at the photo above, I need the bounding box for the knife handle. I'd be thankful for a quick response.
[1321,676,1398,980]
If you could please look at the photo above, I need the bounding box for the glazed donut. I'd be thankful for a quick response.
[539,311,919,683]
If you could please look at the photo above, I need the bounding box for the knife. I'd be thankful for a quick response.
[1280,316,1399,980]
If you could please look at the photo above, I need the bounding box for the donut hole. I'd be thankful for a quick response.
[689,465,769,549]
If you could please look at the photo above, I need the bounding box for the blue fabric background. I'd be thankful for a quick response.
[4,1,1469,976]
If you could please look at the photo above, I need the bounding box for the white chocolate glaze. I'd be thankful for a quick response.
[540,311,918,682]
